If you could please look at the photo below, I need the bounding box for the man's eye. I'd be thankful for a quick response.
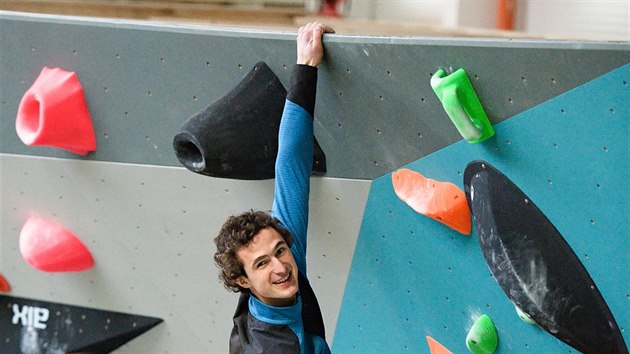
[276,247,286,256]
[256,260,268,269]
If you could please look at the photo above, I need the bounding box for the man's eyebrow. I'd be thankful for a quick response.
[251,240,287,268]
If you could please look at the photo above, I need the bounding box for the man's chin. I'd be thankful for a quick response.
[263,288,298,307]
[276,283,299,299]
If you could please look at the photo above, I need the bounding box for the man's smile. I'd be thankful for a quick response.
[273,271,292,285]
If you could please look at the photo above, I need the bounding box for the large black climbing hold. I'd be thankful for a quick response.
[173,62,326,180]
[463,161,627,354]
[0,294,163,353]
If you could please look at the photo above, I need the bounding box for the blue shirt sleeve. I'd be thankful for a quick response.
[271,100,313,275]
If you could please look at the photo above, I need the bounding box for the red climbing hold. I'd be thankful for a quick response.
[426,336,453,354]
[0,273,11,293]
[19,216,94,272]
[16,67,96,155]
[392,168,472,235]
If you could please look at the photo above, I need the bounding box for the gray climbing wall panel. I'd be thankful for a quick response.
[1,154,370,351]
[1,12,629,179]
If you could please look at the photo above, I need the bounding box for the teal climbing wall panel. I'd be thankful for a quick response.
[333,64,629,353]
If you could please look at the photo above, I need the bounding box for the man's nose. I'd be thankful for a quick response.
[270,257,285,272]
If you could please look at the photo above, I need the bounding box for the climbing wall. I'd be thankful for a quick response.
[2,13,629,180]
[1,11,628,352]
[1,155,368,351]
[333,64,629,353]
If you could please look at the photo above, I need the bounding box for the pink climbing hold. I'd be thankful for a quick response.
[0,273,11,293]
[16,67,96,155]
[19,216,94,272]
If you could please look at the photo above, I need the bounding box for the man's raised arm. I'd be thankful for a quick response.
[272,23,334,274]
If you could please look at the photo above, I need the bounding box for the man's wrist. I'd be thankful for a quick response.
[297,57,317,67]
[287,64,318,117]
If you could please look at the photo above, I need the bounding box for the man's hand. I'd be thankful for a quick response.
[296,22,335,67]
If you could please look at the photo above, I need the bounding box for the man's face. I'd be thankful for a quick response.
[236,227,299,307]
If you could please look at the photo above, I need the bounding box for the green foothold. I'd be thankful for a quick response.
[466,314,498,354]
[515,306,536,324]
[430,68,495,144]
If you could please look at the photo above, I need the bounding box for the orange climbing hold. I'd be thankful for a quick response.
[392,168,471,235]
[16,67,96,155]
[0,273,11,293]
[426,335,453,354]
[19,216,94,272]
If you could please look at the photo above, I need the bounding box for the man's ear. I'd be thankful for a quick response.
[235,276,251,289]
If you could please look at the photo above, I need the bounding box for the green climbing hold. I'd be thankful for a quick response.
[466,314,498,354]
[430,68,494,144]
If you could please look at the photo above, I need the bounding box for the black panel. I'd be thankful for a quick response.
[464,161,627,354]
[0,295,163,354]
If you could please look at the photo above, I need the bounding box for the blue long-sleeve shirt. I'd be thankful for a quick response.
[272,99,313,274]
[231,65,330,354]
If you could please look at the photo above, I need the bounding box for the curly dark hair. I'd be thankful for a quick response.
[213,210,294,293]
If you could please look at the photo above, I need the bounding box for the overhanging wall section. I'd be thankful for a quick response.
[1,12,629,179]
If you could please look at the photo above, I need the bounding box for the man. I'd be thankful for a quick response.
[213,22,335,353]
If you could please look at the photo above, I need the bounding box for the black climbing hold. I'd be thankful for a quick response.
[1,294,163,353]
[173,62,326,180]
[463,161,627,354]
